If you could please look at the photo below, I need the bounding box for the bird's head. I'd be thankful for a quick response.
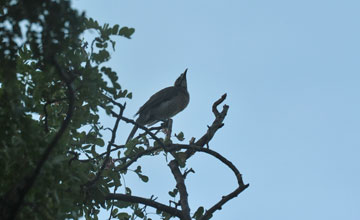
[174,68,188,88]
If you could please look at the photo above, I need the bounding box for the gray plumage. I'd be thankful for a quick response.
[126,69,190,143]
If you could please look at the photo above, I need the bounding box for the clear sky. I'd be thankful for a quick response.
[73,1,360,219]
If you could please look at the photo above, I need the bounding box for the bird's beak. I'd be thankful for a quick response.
[183,68,188,76]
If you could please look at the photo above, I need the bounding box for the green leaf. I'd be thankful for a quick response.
[173,152,187,168]
[114,201,131,209]
[112,24,119,35]
[168,188,178,198]
[111,208,118,216]
[124,141,136,156]
[134,209,144,218]
[118,27,135,39]
[175,132,185,141]
[116,212,130,219]
[125,187,132,195]
[95,138,105,147]
[92,49,110,63]
[134,165,141,173]
[51,154,68,165]
[192,206,205,220]
[138,173,149,183]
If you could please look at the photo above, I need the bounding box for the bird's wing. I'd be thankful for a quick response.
[136,86,179,115]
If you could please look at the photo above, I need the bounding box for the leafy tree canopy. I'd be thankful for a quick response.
[0,1,248,220]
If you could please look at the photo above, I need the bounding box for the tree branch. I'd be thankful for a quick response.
[109,94,246,220]
[197,93,228,147]
[168,160,192,220]
[119,115,165,148]
[185,93,228,158]
[105,193,183,219]
[69,143,125,164]
[84,103,126,188]
[169,144,249,220]
[110,132,247,219]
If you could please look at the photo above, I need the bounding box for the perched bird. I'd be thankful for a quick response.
[126,69,190,143]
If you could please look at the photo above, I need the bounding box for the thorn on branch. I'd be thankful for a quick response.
[183,168,195,179]
[169,200,180,208]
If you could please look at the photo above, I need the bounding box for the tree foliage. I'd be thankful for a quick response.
[0,1,248,220]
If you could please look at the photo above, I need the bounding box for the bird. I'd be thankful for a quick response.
[126,69,190,143]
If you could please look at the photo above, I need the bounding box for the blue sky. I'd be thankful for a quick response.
[73,1,360,219]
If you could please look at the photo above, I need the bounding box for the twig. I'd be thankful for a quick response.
[116,146,162,171]
[136,124,164,141]
[108,186,118,220]
[84,103,126,188]
[118,115,165,148]
[105,96,126,109]
[72,143,125,163]
[183,168,195,179]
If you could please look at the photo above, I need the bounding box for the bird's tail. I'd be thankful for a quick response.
[126,125,138,144]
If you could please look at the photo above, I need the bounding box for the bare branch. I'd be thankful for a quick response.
[186,93,229,158]
[196,93,228,147]
[105,193,183,219]
[169,160,192,220]
[169,144,249,220]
